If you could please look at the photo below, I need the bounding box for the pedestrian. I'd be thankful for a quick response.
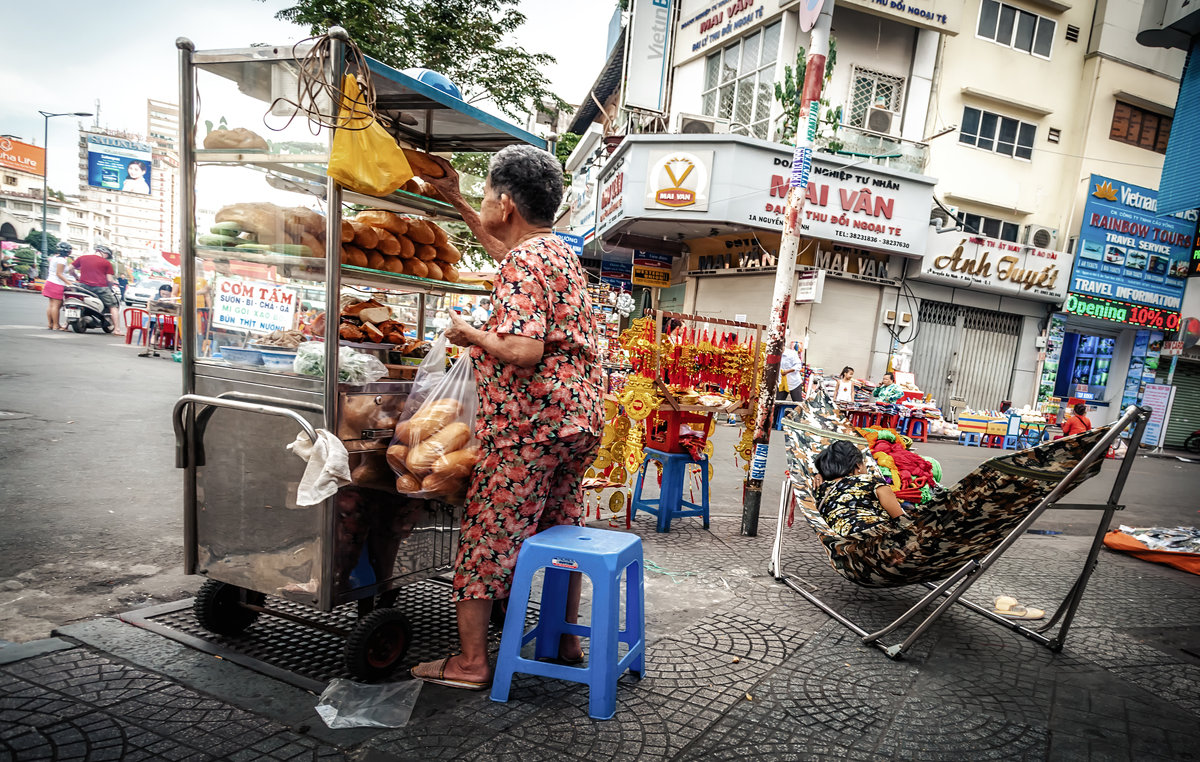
[835,366,858,403]
[409,144,603,690]
[117,274,129,302]
[44,242,76,331]
[470,297,491,328]
[70,244,121,329]
[1059,403,1092,437]
[778,341,804,403]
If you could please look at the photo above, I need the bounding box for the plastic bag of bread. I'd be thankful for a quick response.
[387,334,478,503]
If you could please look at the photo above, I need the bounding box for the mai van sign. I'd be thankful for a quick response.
[917,232,1070,303]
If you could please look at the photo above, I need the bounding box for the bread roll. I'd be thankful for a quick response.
[406,219,437,245]
[374,228,401,256]
[440,263,461,283]
[341,219,355,243]
[430,223,449,245]
[394,420,411,444]
[405,259,429,278]
[403,149,446,179]
[350,221,379,250]
[342,244,368,268]
[395,473,421,493]
[432,447,480,479]
[434,240,461,263]
[386,444,410,472]
[366,251,386,270]
[421,471,463,496]
[299,232,323,257]
[407,422,471,474]
[397,236,416,259]
[415,244,438,261]
[354,210,405,235]
[424,261,443,281]
[383,256,405,274]
[407,400,463,442]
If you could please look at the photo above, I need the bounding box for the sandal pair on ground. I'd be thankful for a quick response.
[411,650,584,691]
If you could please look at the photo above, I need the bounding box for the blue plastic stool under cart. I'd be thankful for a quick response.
[630,448,710,533]
[491,526,645,720]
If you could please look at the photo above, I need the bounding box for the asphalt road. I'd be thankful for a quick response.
[0,290,194,642]
[0,287,1195,643]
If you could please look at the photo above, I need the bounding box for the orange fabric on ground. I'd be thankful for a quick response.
[1103,530,1200,576]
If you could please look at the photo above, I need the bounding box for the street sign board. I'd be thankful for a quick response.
[1142,383,1175,447]
[1162,340,1184,356]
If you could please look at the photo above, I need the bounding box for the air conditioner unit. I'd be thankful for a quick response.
[929,204,959,230]
[673,112,731,135]
[865,106,897,135]
[1022,224,1058,249]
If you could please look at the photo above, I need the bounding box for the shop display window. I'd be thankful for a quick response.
[1054,331,1115,401]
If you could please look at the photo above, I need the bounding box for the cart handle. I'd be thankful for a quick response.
[173,394,319,469]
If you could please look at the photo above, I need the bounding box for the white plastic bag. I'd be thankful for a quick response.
[293,342,388,385]
[314,678,421,729]
[385,334,479,503]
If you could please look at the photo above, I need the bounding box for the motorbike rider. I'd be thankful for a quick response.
[70,243,121,330]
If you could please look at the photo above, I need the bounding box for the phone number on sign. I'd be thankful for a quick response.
[840,231,910,249]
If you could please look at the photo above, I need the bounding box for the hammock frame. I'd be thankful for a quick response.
[768,404,1151,659]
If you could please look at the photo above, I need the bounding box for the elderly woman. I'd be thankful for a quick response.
[871,372,904,404]
[410,145,603,689]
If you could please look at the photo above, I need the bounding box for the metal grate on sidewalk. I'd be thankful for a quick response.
[119,578,535,693]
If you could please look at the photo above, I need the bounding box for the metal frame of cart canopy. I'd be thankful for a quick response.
[171,30,542,666]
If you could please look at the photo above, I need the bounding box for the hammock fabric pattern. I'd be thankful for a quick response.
[783,389,1108,588]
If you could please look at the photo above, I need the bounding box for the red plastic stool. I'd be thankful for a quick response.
[907,418,928,442]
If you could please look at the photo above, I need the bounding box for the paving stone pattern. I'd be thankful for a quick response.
[3,513,1200,760]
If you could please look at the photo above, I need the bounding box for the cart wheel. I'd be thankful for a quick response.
[194,579,265,636]
[345,609,413,682]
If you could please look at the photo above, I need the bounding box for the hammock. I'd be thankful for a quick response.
[768,388,1151,658]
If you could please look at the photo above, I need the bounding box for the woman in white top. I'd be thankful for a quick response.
[44,242,76,331]
[834,366,858,403]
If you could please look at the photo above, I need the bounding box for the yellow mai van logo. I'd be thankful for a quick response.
[1092,180,1118,201]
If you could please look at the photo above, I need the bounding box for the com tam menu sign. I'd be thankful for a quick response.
[213,277,300,334]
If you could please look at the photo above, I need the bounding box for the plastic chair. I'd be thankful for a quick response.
[156,316,178,350]
[958,431,981,446]
[491,526,645,720]
[631,449,710,533]
[907,418,928,443]
[123,308,147,345]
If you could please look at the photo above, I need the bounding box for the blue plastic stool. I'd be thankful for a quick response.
[630,448,710,533]
[958,432,981,446]
[491,526,645,720]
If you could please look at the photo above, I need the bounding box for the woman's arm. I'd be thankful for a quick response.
[418,157,508,263]
[55,261,72,283]
[445,311,543,368]
[875,484,906,519]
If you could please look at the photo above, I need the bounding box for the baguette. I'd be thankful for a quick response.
[374,228,401,256]
[406,400,464,441]
[354,210,406,235]
[406,219,437,245]
[299,232,323,257]
[405,259,429,278]
[350,221,379,249]
[395,473,422,493]
[396,235,416,259]
[433,240,461,263]
[366,251,386,271]
[403,149,446,179]
[430,223,449,245]
[424,260,444,281]
[341,244,368,268]
[386,443,410,472]
[415,243,438,261]
[432,447,480,479]
[382,255,405,274]
[340,219,355,243]
[421,470,464,496]
[440,263,461,283]
[407,422,471,475]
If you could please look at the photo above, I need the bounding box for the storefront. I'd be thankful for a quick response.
[1046,175,1195,426]
[593,133,936,379]
[907,232,1072,414]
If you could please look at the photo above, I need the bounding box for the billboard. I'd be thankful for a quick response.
[0,137,44,176]
[623,0,673,113]
[1069,175,1195,319]
[85,134,153,195]
[918,233,1070,303]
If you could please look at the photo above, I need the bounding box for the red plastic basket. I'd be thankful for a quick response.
[645,409,713,453]
[901,390,924,402]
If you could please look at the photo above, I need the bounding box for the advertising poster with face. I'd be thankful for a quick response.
[85,134,153,195]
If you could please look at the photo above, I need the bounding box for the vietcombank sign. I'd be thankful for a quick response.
[1063,292,1182,332]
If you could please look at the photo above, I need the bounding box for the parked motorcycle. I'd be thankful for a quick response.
[62,285,116,334]
[1185,429,1200,454]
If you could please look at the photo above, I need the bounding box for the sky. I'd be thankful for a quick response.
[0,0,617,192]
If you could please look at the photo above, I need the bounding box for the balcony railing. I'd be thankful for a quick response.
[821,124,929,174]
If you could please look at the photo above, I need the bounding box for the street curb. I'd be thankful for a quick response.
[53,617,380,748]
[0,637,75,665]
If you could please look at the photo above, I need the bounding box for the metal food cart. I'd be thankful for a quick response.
[170,29,544,680]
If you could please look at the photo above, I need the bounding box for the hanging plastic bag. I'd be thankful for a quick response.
[294,342,388,385]
[314,678,422,729]
[327,74,414,196]
[386,334,479,504]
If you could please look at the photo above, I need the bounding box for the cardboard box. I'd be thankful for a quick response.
[957,414,992,433]
[986,421,1009,436]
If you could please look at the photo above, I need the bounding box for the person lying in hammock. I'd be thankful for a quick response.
[813,440,906,535]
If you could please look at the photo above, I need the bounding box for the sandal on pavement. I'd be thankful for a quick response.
[410,655,489,690]
[993,595,1045,621]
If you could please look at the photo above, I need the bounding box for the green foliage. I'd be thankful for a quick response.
[555,132,582,168]
[773,38,842,152]
[271,0,567,120]
[24,230,59,278]
[12,247,39,269]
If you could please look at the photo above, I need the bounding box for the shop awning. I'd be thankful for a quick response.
[566,28,626,136]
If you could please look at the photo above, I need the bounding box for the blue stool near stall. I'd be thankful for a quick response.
[631,448,710,532]
[491,525,645,720]
[773,401,799,430]
[958,431,982,446]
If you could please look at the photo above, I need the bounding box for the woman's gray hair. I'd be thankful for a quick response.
[487,144,564,226]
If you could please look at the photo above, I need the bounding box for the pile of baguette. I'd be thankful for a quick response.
[205,202,326,256]
[387,398,479,503]
[342,210,463,283]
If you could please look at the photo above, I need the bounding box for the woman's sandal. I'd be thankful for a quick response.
[992,595,1045,621]
[410,655,489,690]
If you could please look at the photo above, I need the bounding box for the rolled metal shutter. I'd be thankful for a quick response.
[957,306,1021,410]
[1157,359,1200,448]
[911,301,958,415]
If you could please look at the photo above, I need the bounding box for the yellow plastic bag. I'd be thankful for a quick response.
[327,74,413,196]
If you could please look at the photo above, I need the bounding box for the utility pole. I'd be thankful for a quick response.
[741,0,834,536]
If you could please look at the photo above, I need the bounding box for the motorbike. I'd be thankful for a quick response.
[1185,429,1200,454]
[62,284,117,334]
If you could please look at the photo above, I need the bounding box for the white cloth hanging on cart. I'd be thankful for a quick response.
[288,429,352,506]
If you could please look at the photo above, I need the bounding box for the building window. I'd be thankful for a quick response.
[847,66,905,129]
[960,106,1036,159]
[958,212,1019,242]
[1109,101,1171,154]
[977,0,1055,59]
[3,175,15,186]
[701,21,781,139]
